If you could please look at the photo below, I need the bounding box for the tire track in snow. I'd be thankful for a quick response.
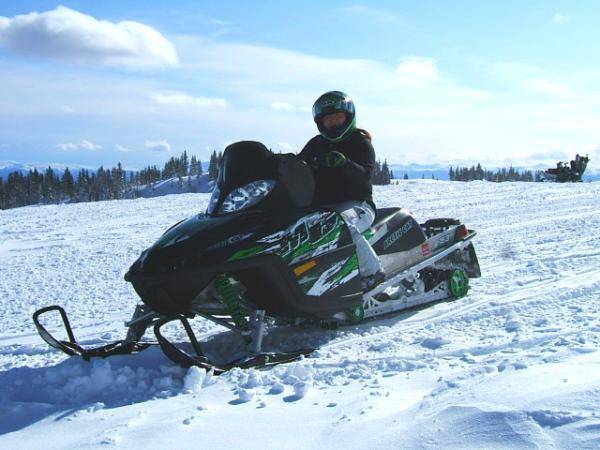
[322,266,600,352]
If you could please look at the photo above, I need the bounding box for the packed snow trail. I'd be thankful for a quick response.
[1,180,599,449]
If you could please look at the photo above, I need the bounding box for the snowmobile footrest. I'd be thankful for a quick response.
[32,305,154,360]
[153,315,314,374]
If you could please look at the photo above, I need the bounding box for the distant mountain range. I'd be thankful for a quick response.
[388,163,450,180]
[0,161,137,181]
[0,161,91,180]
[2,160,599,182]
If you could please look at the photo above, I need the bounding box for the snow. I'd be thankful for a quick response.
[1,180,600,449]
[136,174,213,197]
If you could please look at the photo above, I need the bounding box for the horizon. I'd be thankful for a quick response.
[3,154,594,179]
[1,2,600,170]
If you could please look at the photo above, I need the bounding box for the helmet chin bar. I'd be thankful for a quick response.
[318,116,356,142]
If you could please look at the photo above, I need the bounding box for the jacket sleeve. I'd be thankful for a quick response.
[340,135,375,183]
[298,137,318,165]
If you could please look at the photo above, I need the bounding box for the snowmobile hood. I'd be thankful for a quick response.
[154,213,229,250]
[125,211,266,277]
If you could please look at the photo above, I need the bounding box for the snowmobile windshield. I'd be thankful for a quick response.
[207,141,278,215]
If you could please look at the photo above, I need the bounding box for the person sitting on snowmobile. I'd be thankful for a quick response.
[299,91,385,290]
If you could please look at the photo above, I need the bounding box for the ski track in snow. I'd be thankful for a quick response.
[1,181,600,449]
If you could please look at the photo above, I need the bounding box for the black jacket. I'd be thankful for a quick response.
[299,129,375,210]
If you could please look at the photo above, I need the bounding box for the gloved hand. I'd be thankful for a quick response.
[321,151,347,168]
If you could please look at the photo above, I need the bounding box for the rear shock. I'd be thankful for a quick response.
[215,273,248,330]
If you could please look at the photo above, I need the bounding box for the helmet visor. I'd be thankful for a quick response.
[312,95,353,120]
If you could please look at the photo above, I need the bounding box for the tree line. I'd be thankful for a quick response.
[0,151,214,210]
[372,160,394,185]
[449,164,544,182]
[0,150,396,210]
[0,165,129,210]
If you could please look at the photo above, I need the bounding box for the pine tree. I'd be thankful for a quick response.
[61,167,75,200]
[43,166,57,203]
[190,155,198,176]
[208,151,219,180]
[0,177,5,210]
[381,160,391,184]
[181,150,189,177]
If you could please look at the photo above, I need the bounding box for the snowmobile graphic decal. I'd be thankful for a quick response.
[227,211,355,294]
[231,212,342,264]
[382,220,414,250]
[206,232,254,251]
[305,255,359,295]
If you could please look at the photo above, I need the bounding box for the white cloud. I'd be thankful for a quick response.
[115,144,135,152]
[177,37,491,109]
[341,5,401,23]
[520,78,573,97]
[0,6,178,68]
[145,140,171,152]
[59,105,75,114]
[490,61,576,98]
[552,13,570,24]
[270,101,296,111]
[270,101,310,112]
[80,140,102,150]
[56,142,78,151]
[395,57,439,82]
[56,140,102,151]
[150,91,228,108]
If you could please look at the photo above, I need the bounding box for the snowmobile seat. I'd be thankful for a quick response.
[369,207,427,255]
[373,207,402,227]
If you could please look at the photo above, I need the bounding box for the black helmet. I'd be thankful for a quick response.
[312,91,356,142]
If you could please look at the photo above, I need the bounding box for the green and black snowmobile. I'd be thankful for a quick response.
[33,141,481,373]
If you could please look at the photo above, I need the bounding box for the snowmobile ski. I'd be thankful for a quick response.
[154,314,313,374]
[32,305,155,359]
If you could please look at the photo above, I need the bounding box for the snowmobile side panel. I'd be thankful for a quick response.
[370,209,427,255]
[126,208,360,316]
[127,251,362,320]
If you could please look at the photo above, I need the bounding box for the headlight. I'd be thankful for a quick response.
[220,180,276,214]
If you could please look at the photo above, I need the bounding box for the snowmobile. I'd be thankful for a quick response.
[33,141,481,374]
[543,154,589,182]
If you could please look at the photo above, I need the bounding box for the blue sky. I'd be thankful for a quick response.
[1,1,599,169]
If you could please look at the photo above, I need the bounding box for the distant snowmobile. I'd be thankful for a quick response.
[33,141,481,373]
[543,154,589,182]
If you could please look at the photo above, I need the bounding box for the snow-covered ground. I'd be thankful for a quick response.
[1,181,599,449]
[135,174,213,198]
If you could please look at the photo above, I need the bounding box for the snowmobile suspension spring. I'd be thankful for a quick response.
[216,273,247,330]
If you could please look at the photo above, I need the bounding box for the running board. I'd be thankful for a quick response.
[363,281,450,318]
